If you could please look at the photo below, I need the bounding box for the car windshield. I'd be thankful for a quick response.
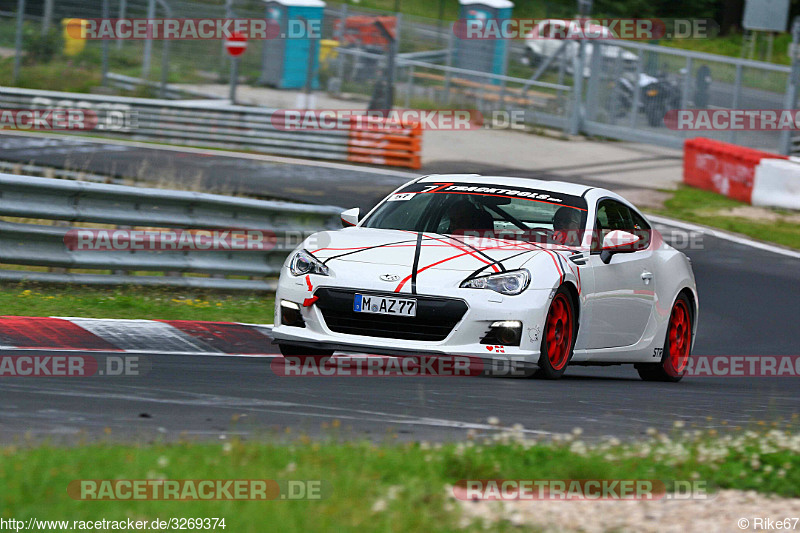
[362,181,588,245]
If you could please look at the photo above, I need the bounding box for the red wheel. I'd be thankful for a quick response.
[636,293,693,382]
[667,299,691,375]
[534,287,576,379]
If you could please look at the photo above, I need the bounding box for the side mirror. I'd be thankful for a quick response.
[600,230,641,264]
[341,207,360,228]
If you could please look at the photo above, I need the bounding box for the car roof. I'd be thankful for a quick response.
[416,174,596,197]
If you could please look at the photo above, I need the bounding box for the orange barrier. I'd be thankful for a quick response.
[334,16,397,47]
[347,119,422,169]
[683,137,787,203]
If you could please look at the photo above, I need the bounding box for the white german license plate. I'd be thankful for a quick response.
[353,294,416,317]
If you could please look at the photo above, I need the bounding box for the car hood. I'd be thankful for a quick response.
[305,228,544,273]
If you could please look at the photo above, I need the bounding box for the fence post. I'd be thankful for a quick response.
[584,42,603,122]
[12,0,25,85]
[679,57,693,139]
[729,64,742,145]
[101,0,110,86]
[334,4,348,96]
[42,0,53,36]
[142,0,156,80]
[258,2,273,85]
[568,40,585,136]
[628,49,644,128]
[780,18,800,155]
[116,0,127,49]
[405,64,414,108]
[395,12,402,53]
[444,28,454,105]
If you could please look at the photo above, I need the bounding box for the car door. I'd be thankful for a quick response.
[584,199,656,349]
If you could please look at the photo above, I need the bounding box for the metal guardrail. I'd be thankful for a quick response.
[0,86,422,169]
[0,173,344,291]
[106,73,225,101]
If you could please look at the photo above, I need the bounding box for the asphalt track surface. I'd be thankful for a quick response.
[1,134,799,443]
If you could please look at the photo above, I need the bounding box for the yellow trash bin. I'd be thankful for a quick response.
[319,39,339,65]
[62,19,88,57]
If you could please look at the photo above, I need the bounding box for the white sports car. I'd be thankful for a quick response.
[272,175,698,381]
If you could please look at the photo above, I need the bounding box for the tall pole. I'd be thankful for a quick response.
[42,0,53,36]
[142,0,156,79]
[436,0,445,45]
[101,0,110,86]
[303,18,317,109]
[230,56,239,103]
[12,0,25,85]
[116,0,127,49]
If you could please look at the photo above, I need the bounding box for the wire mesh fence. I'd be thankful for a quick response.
[0,0,798,154]
[581,40,792,152]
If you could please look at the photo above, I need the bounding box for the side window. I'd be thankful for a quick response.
[629,209,651,249]
[594,199,650,251]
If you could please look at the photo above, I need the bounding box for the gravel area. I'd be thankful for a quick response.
[453,489,800,532]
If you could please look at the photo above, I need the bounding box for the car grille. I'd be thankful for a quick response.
[315,288,468,342]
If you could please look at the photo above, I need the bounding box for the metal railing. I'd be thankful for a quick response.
[0,86,422,168]
[105,73,225,101]
[0,173,343,291]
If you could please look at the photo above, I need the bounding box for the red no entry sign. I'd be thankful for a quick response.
[225,32,248,57]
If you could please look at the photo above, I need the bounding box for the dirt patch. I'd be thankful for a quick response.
[709,205,800,224]
[616,188,672,210]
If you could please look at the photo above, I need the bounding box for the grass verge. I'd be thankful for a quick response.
[2,424,799,531]
[647,186,800,251]
[0,283,274,323]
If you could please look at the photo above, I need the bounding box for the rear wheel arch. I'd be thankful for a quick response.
[677,287,697,325]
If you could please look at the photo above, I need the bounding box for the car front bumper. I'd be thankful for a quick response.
[272,275,555,363]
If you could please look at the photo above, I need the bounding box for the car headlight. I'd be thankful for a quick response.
[460,269,530,295]
[289,250,329,276]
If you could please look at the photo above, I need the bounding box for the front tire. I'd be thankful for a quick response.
[534,287,576,380]
[636,294,693,382]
